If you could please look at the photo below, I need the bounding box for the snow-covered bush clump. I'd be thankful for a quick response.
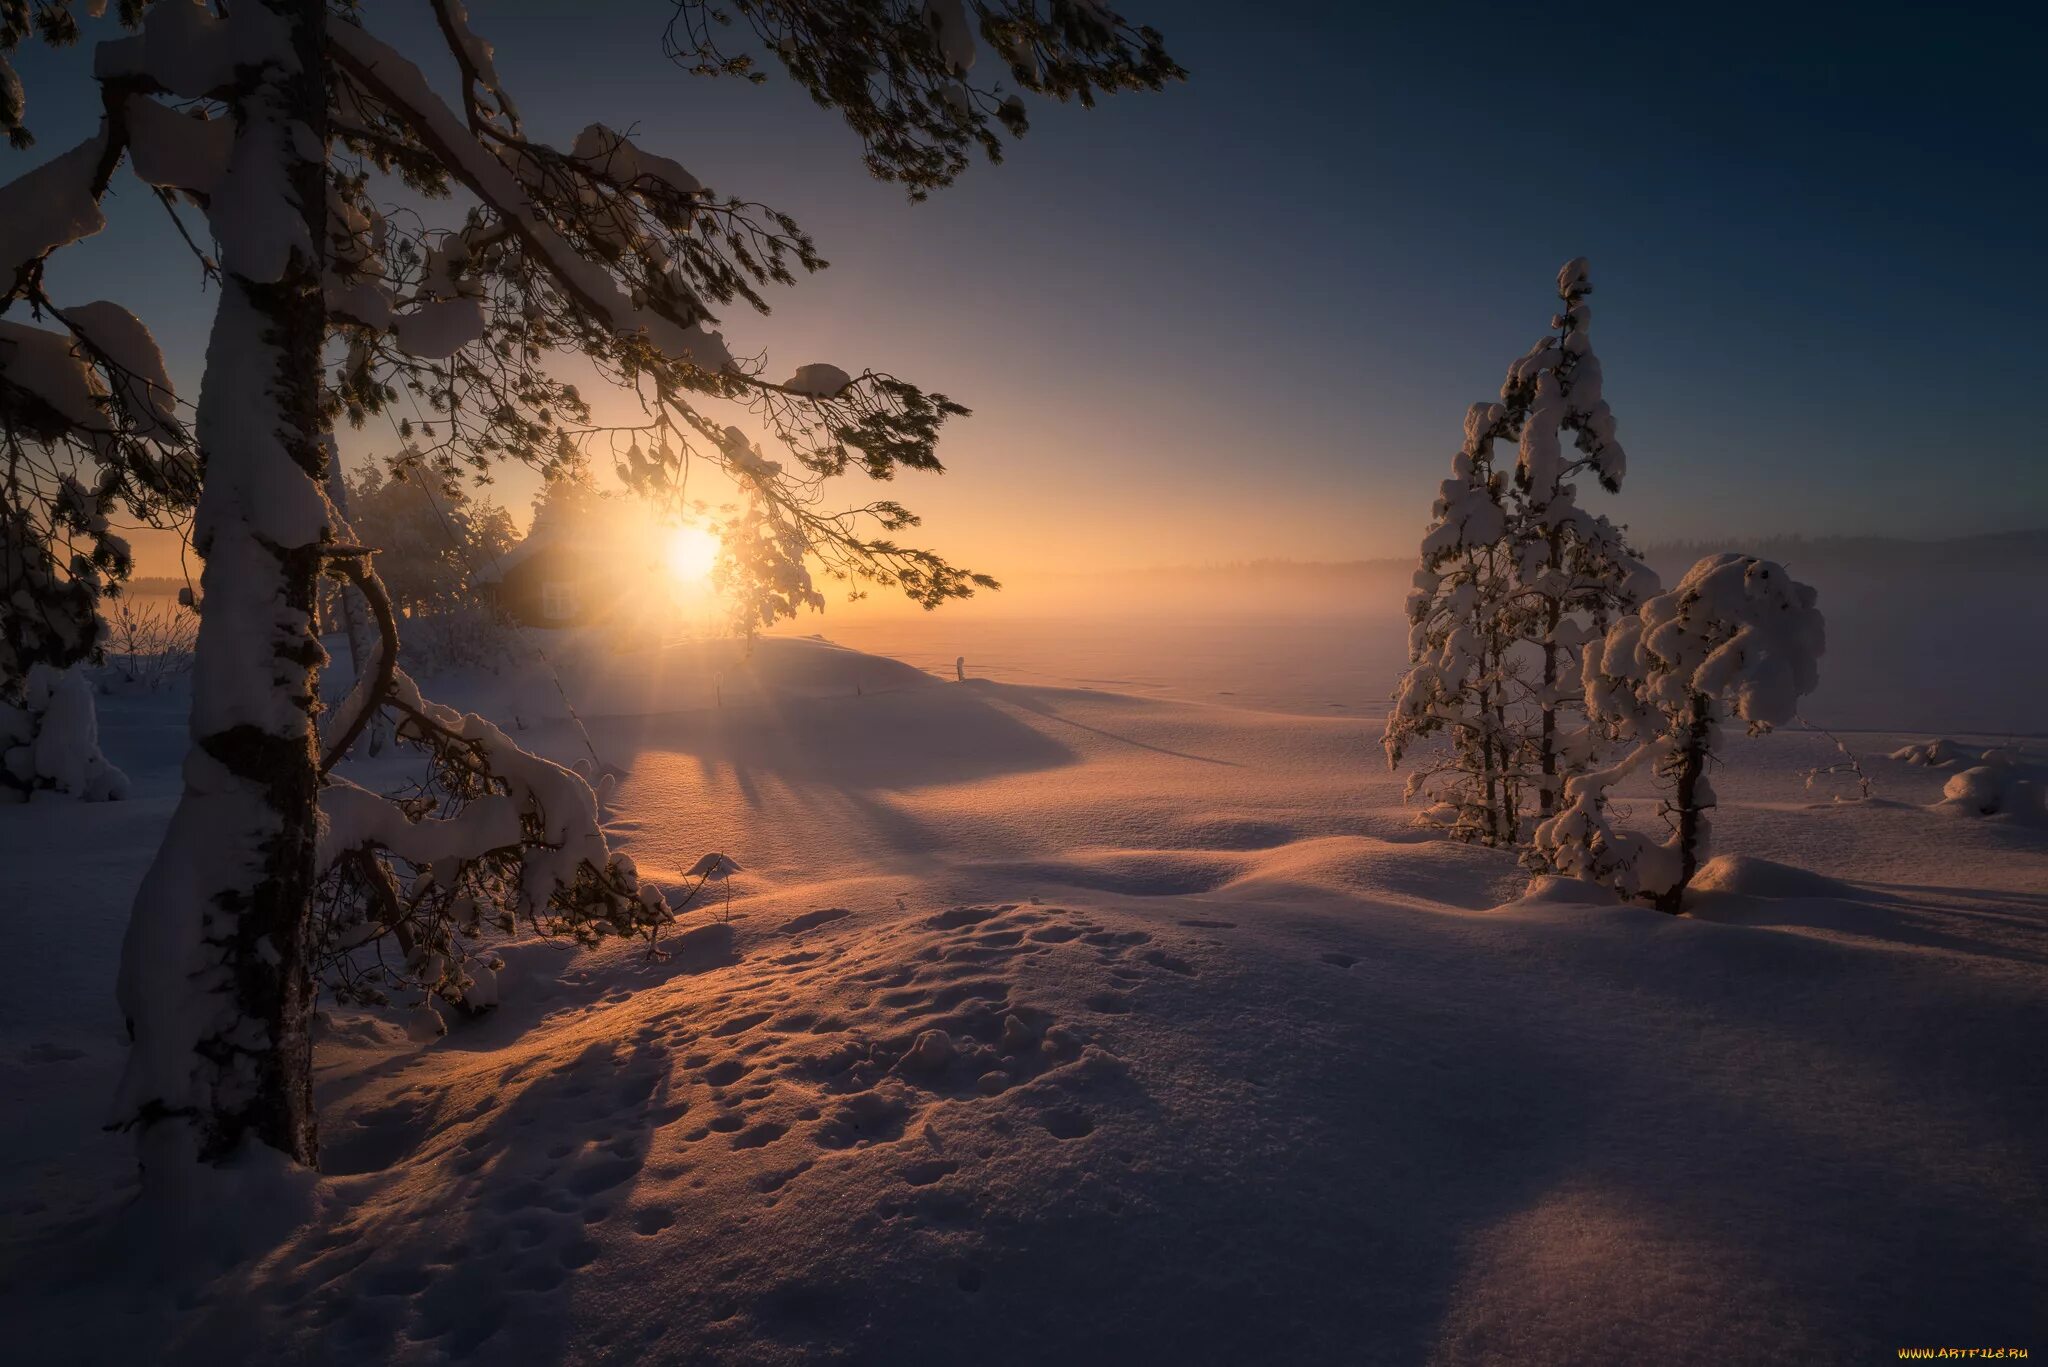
[1386,259,1654,845]
[0,663,128,802]
[1532,554,1825,912]
[1933,758,2048,823]
[1889,738,1972,767]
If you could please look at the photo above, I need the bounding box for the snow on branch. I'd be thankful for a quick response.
[308,547,730,1015]
[316,9,995,620]
[330,19,734,373]
[0,130,113,300]
[314,658,675,1013]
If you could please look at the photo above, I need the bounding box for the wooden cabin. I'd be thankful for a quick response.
[480,527,614,628]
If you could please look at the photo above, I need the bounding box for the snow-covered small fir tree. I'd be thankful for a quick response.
[1384,402,1521,843]
[1386,258,1652,845]
[1532,554,1825,911]
[1498,259,1655,820]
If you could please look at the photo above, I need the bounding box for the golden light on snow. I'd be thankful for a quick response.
[665,525,720,584]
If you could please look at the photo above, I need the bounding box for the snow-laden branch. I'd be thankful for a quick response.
[0,130,112,304]
[329,18,734,373]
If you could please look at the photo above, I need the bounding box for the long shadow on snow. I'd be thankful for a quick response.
[600,679,1080,793]
[964,679,1242,766]
[1689,883,2048,969]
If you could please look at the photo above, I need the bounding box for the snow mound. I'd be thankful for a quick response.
[1507,874,1620,907]
[1686,854,1862,900]
[1937,765,2048,823]
[414,633,941,726]
[1225,833,1524,910]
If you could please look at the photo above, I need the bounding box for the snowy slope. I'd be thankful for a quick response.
[2,637,2044,1364]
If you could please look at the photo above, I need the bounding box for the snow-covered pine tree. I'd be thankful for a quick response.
[1383,402,1522,844]
[1385,259,1652,845]
[1499,258,1655,821]
[0,0,1177,1178]
[1532,554,1825,911]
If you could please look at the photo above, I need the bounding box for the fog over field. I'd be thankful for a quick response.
[794,532,2048,735]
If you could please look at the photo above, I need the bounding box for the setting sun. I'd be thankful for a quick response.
[664,525,720,583]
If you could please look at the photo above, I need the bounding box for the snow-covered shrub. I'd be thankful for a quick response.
[1386,259,1653,845]
[1889,738,1971,767]
[1532,554,1825,912]
[0,663,128,802]
[1800,720,1872,802]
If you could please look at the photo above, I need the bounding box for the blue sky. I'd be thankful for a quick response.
[7,1,2043,575]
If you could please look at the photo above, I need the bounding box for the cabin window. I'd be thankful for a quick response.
[541,580,579,620]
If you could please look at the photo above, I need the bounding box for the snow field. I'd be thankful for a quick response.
[1,635,2043,1364]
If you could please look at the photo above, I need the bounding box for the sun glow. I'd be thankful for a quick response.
[664,525,721,584]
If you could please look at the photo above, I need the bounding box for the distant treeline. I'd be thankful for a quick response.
[125,577,195,598]
[1122,530,2048,584]
[1636,529,2048,576]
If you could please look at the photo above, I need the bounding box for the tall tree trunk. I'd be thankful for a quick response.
[114,0,331,1174]
[1537,527,1564,819]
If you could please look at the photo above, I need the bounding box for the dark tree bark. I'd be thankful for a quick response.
[1656,692,1714,915]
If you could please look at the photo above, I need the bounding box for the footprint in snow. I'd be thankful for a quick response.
[1043,1110,1095,1140]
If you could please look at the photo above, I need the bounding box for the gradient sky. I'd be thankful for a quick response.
[8,1,2044,582]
